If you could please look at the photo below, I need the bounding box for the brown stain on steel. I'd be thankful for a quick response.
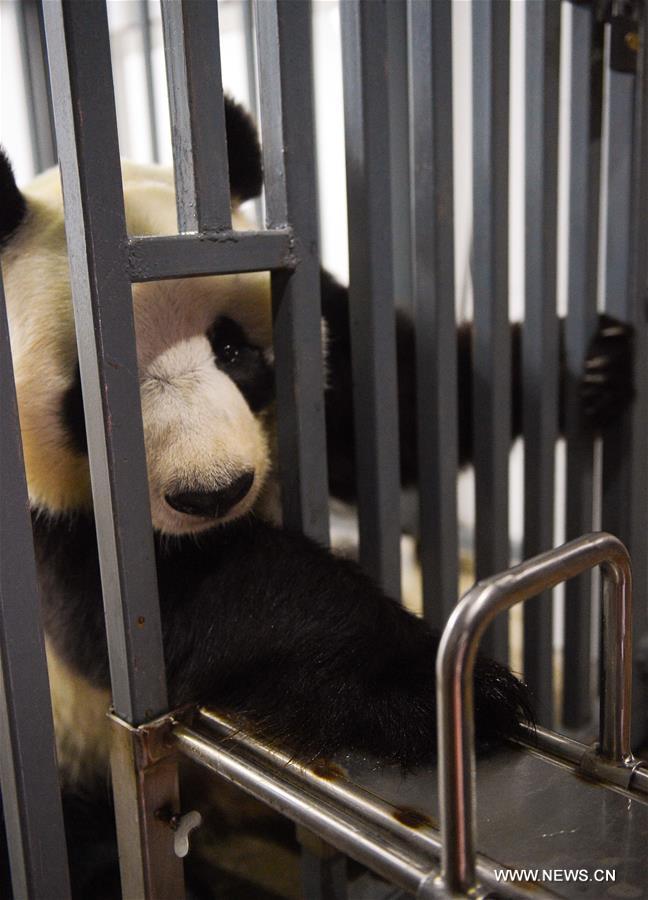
[310,760,347,781]
[392,806,436,830]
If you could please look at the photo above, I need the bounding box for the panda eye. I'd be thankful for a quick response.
[219,343,240,365]
[208,317,249,367]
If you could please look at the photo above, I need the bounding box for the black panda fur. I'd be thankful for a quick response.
[0,92,634,898]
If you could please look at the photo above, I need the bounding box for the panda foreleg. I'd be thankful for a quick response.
[34,511,532,770]
[156,518,533,768]
[320,263,634,497]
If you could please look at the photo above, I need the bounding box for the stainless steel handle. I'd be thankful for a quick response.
[436,531,632,894]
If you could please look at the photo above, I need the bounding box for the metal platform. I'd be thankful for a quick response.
[175,711,648,900]
[169,533,648,899]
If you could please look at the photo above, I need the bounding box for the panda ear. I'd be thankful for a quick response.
[224,96,263,205]
[0,149,27,247]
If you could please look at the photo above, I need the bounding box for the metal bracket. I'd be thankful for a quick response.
[579,745,641,790]
[108,704,195,768]
[108,705,197,899]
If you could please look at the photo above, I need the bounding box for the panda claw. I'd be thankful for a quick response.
[580,314,634,429]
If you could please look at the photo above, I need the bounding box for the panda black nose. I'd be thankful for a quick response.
[165,471,254,518]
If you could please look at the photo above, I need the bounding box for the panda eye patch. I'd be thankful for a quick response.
[208,317,249,365]
[208,316,274,412]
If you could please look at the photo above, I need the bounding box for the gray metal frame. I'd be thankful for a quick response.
[408,0,458,628]
[161,0,232,233]
[522,0,562,725]
[471,0,511,660]
[0,273,70,900]
[16,0,56,173]
[340,0,402,598]
[562,3,602,729]
[600,4,648,744]
[255,0,330,546]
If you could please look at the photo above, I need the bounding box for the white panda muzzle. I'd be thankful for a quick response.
[165,470,254,519]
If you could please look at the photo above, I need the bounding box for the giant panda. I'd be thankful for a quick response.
[0,98,632,898]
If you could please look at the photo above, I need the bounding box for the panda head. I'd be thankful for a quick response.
[1,99,280,536]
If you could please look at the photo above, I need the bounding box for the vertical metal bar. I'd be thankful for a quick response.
[298,828,348,900]
[563,3,601,728]
[387,0,412,308]
[256,3,335,892]
[340,0,401,598]
[408,0,458,628]
[471,0,511,661]
[160,0,232,232]
[17,0,57,172]
[0,273,71,900]
[242,0,263,226]
[522,0,561,724]
[43,0,167,729]
[601,7,648,746]
[255,0,330,547]
[42,3,183,896]
[138,0,160,164]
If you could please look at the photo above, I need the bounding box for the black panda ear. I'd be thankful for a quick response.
[224,96,263,204]
[0,149,27,247]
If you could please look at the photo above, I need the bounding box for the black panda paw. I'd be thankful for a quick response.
[348,653,533,770]
[473,656,534,752]
[580,313,634,429]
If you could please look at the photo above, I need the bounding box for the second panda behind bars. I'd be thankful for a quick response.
[0,97,633,897]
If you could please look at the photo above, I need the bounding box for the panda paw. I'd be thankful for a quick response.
[473,656,534,753]
[580,313,634,429]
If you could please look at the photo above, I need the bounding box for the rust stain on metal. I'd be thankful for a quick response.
[392,806,435,830]
[310,760,347,781]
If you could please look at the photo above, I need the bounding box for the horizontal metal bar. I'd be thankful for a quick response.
[0,271,71,900]
[174,723,428,895]
[173,714,545,899]
[437,532,632,895]
[127,230,295,282]
[517,723,648,797]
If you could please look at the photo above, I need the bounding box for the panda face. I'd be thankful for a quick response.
[133,268,274,535]
[4,162,276,535]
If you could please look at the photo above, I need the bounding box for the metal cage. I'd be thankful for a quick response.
[1,0,648,897]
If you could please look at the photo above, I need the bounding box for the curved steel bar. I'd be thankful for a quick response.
[436,532,632,894]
